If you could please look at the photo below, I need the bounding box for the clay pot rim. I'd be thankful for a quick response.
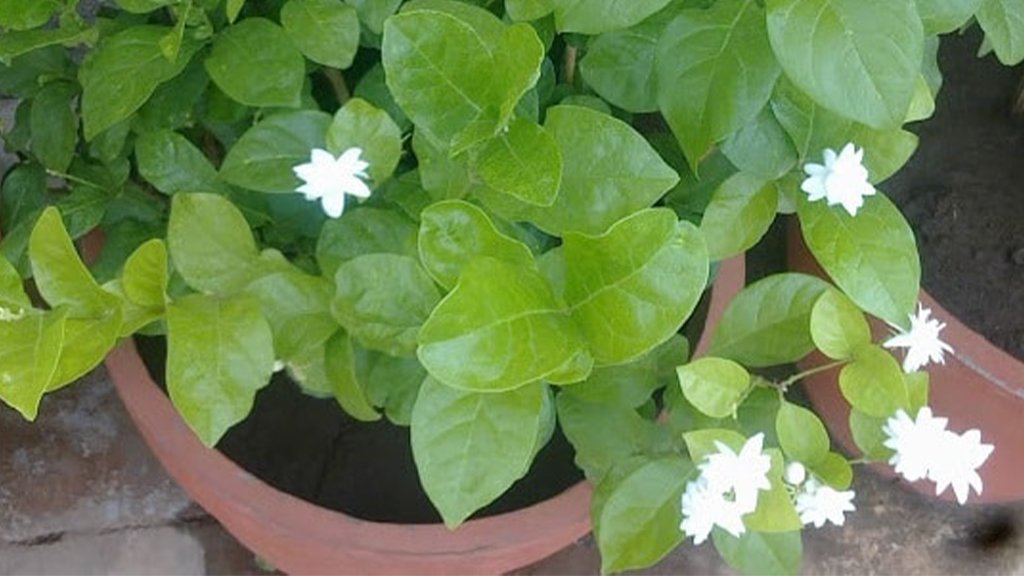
[103,254,745,572]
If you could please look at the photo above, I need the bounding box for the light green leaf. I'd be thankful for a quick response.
[323,330,381,421]
[49,312,123,391]
[657,0,781,170]
[839,344,909,417]
[412,129,473,201]
[281,0,360,69]
[776,401,830,465]
[417,200,534,290]
[122,239,168,309]
[906,370,929,412]
[30,81,77,172]
[220,110,332,193]
[167,193,260,295]
[136,130,221,194]
[115,0,171,13]
[204,18,304,108]
[721,106,798,180]
[0,309,66,420]
[709,273,831,366]
[326,98,403,186]
[563,335,688,408]
[0,256,30,309]
[916,0,982,34]
[29,208,115,317]
[411,377,543,527]
[166,294,275,446]
[245,269,337,361]
[564,209,707,365]
[713,530,802,576]
[474,118,562,206]
[683,428,747,462]
[347,0,402,34]
[0,20,97,66]
[810,289,871,360]
[766,0,923,128]
[977,0,1024,65]
[316,206,418,278]
[418,257,588,391]
[811,451,853,489]
[797,193,919,326]
[80,26,198,139]
[506,0,552,21]
[332,254,441,357]
[0,0,60,30]
[551,0,671,34]
[849,408,893,460]
[744,449,803,532]
[226,0,245,22]
[700,172,778,260]
[355,347,426,425]
[677,357,750,419]
[557,394,655,482]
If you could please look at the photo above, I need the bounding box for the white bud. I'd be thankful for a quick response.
[784,461,807,486]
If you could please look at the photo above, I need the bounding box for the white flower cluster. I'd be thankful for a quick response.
[883,304,954,373]
[883,406,994,504]
[801,143,876,216]
[783,462,855,528]
[292,147,372,218]
[679,434,771,544]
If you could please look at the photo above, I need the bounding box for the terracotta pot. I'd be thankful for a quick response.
[103,255,746,574]
[787,220,1024,504]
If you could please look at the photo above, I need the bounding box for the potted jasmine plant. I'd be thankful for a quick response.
[0,0,1017,574]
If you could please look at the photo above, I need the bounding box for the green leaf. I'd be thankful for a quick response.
[849,408,893,460]
[839,344,909,417]
[0,20,96,66]
[506,0,553,21]
[709,273,830,367]
[204,18,304,108]
[766,0,923,128]
[977,0,1024,65]
[906,370,929,412]
[417,257,588,391]
[474,118,562,206]
[564,209,707,365]
[744,449,803,532]
[677,357,750,419]
[116,0,171,13]
[417,200,534,290]
[916,0,983,33]
[80,26,198,140]
[226,0,245,22]
[811,451,853,489]
[564,334,688,408]
[281,0,360,69]
[411,377,543,527]
[776,401,830,465]
[713,530,802,576]
[797,193,919,326]
[245,269,337,361]
[122,239,168,309]
[0,256,29,309]
[411,130,473,201]
[316,206,418,278]
[700,172,778,260]
[28,208,114,317]
[0,309,67,420]
[220,110,332,193]
[593,456,694,574]
[557,394,655,482]
[551,0,672,34]
[323,330,381,421]
[809,289,871,360]
[167,193,260,295]
[579,11,671,113]
[136,130,221,194]
[657,0,781,170]
[326,98,403,186]
[355,347,426,425]
[0,0,60,30]
[29,81,77,172]
[49,312,123,391]
[166,294,275,446]
[683,427,747,462]
[332,254,441,357]
[721,106,798,180]
[348,0,402,34]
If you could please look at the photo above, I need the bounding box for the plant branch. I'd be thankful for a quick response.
[777,360,848,391]
[323,67,350,106]
[563,45,577,85]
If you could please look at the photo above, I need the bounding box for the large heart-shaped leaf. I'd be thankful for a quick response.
[280,0,360,69]
[0,309,67,420]
[219,110,332,193]
[168,193,260,295]
[204,18,304,108]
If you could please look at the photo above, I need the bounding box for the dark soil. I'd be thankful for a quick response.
[886,28,1024,361]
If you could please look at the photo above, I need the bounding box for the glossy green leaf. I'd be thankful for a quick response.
[348,0,402,34]
[0,0,59,29]
[744,449,803,532]
[326,98,402,186]
[593,456,695,573]
[713,530,802,576]
[332,254,441,357]
[168,193,260,295]
[418,257,588,391]
[0,309,66,420]
[29,208,114,318]
[916,0,983,33]
[579,11,672,113]
[166,294,275,446]
[709,273,831,366]
[281,0,360,69]
[205,18,304,108]
[49,312,123,391]
[797,193,919,327]
[115,0,171,13]
[977,0,1024,65]
[557,394,654,482]
[721,106,798,180]
[474,118,561,206]
[839,344,909,418]
[657,0,781,170]
[411,377,543,527]
[355,347,426,425]
[323,330,381,421]
[811,451,854,490]
[506,0,553,21]
[766,0,923,128]
[411,130,473,201]
[677,357,750,419]
[122,239,168,309]
[226,0,245,22]
[0,256,29,309]
[700,172,778,260]
[220,110,332,193]
[80,26,198,139]
[551,0,671,34]
[776,401,829,465]
[136,130,221,194]
[849,408,893,461]
[417,200,534,290]
[246,269,337,361]
[810,289,871,360]
[564,335,688,408]
[564,209,708,365]
[30,81,77,172]
[316,207,418,278]
[0,21,96,66]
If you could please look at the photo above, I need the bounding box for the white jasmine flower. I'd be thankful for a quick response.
[794,478,856,528]
[698,433,772,510]
[882,407,949,482]
[784,461,807,486]
[883,303,954,373]
[679,478,749,544]
[927,429,994,505]
[801,142,876,216]
[292,147,372,218]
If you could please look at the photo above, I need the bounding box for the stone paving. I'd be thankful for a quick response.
[1,366,1023,575]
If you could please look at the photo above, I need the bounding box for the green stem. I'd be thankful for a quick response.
[777,359,848,391]
[45,169,103,190]
[323,67,350,106]
[563,45,577,85]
